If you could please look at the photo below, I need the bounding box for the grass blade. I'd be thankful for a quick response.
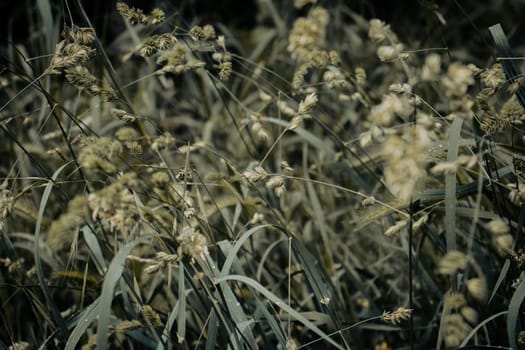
[36,0,54,52]
[445,117,463,252]
[489,24,525,109]
[292,239,345,330]
[158,289,193,349]
[64,297,101,350]
[177,262,186,343]
[220,224,272,277]
[204,254,258,348]
[96,236,151,349]
[34,162,71,340]
[205,310,219,350]
[81,225,107,274]
[215,274,345,350]
[507,272,525,349]
[254,297,287,348]
[459,310,507,347]
[488,259,510,304]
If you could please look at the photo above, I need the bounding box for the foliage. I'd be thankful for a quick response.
[1,1,524,349]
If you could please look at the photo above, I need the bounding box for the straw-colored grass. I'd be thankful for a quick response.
[0,1,523,349]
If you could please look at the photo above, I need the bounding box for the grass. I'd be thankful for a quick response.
[1,0,524,349]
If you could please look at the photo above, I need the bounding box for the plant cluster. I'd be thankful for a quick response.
[1,1,524,349]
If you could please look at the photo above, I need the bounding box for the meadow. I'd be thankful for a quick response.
[1,1,524,349]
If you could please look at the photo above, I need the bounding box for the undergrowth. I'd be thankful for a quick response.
[1,1,525,349]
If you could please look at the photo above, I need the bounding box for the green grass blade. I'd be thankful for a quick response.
[489,24,525,108]
[177,262,186,343]
[220,281,257,348]
[291,239,345,329]
[204,253,258,348]
[81,225,107,274]
[216,230,281,348]
[35,162,71,339]
[158,289,193,349]
[302,146,334,272]
[489,259,510,304]
[36,0,54,53]
[254,297,287,348]
[215,274,345,350]
[96,236,151,349]
[64,297,101,350]
[11,232,58,270]
[220,224,272,277]
[227,319,257,348]
[205,310,219,350]
[459,310,507,347]
[507,272,525,349]
[445,117,463,252]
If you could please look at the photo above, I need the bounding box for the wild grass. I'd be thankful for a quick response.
[1,1,524,349]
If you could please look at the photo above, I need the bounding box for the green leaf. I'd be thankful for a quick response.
[215,274,345,350]
[177,262,186,343]
[507,272,525,349]
[445,117,463,252]
[96,236,151,349]
[64,297,101,350]
[35,162,71,339]
[220,224,272,277]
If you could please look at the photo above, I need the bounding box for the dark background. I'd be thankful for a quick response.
[1,0,525,61]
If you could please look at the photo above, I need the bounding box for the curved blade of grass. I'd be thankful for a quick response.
[217,241,269,347]
[96,236,151,349]
[459,310,507,347]
[507,272,525,349]
[11,232,58,270]
[220,224,272,277]
[64,297,101,350]
[445,117,463,252]
[81,225,107,274]
[215,274,345,350]
[35,162,71,340]
[256,238,287,280]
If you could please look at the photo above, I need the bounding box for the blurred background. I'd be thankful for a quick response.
[2,0,525,64]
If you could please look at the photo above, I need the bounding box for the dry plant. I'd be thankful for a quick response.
[0,0,524,349]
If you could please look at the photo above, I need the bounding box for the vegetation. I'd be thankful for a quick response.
[1,1,525,348]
